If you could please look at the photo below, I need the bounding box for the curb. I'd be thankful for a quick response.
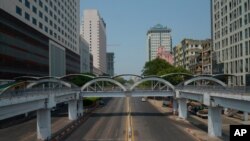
[185,128,206,141]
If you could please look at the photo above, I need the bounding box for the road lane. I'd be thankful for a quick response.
[65,98,127,141]
[131,97,196,141]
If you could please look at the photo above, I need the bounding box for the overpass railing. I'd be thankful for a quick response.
[0,87,80,99]
[176,85,250,95]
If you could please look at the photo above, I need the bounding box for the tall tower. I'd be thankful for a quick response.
[147,24,172,61]
[211,0,250,86]
[81,9,107,75]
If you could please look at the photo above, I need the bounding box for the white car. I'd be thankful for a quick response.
[141,97,146,102]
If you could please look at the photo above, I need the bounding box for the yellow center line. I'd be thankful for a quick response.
[125,97,128,141]
[126,97,134,141]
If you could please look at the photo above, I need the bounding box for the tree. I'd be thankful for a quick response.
[114,77,127,84]
[142,58,173,76]
[65,73,95,87]
[142,58,191,85]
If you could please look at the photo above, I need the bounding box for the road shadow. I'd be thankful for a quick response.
[131,112,172,117]
[90,112,128,117]
[90,112,172,117]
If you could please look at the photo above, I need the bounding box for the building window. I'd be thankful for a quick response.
[25,0,30,8]
[39,22,43,29]
[45,6,48,12]
[49,20,53,26]
[16,6,22,16]
[32,6,37,14]
[45,16,48,22]
[39,11,43,18]
[39,0,43,8]
[32,17,37,25]
[45,26,48,33]
[19,0,22,3]
[49,29,53,35]
[25,12,30,21]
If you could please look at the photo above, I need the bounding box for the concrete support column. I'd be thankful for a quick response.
[178,98,187,119]
[173,99,178,115]
[244,112,249,121]
[37,109,51,140]
[68,100,77,120]
[77,100,84,117]
[208,107,222,137]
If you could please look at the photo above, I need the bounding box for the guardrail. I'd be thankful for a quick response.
[176,85,250,95]
[0,88,80,99]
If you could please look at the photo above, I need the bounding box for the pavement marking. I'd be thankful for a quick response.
[126,97,134,141]
[82,138,125,141]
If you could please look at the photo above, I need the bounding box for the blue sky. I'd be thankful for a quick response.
[80,0,211,75]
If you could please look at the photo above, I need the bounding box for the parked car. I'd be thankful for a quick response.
[99,100,105,105]
[162,100,171,107]
[196,109,208,119]
[141,97,146,102]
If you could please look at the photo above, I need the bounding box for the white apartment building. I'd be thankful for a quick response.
[212,0,250,86]
[0,0,80,54]
[0,0,81,77]
[79,36,90,73]
[147,24,172,61]
[81,9,107,75]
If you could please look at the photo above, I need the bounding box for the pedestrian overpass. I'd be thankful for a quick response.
[0,73,250,140]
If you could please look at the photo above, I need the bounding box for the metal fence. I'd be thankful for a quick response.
[176,85,250,95]
[0,87,80,99]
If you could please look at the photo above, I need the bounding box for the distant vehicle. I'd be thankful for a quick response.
[162,100,171,107]
[141,97,146,102]
[51,107,57,111]
[99,100,105,105]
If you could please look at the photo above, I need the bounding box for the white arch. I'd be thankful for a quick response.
[14,76,40,81]
[0,81,27,95]
[112,74,143,79]
[160,73,193,78]
[27,78,72,88]
[81,77,127,91]
[212,74,236,77]
[184,76,227,87]
[60,74,95,79]
[129,77,175,91]
[194,74,213,77]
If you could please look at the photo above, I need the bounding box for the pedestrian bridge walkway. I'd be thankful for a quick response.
[0,73,250,140]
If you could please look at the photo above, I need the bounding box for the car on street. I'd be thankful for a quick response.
[141,97,146,102]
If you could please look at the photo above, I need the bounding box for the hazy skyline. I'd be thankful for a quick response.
[80,0,211,75]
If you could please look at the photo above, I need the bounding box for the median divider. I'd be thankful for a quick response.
[50,103,99,141]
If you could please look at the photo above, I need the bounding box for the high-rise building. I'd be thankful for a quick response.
[79,36,90,73]
[81,9,107,75]
[0,0,80,78]
[147,24,172,61]
[211,0,250,86]
[106,52,114,76]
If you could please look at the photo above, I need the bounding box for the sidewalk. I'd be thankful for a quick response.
[148,99,226,141]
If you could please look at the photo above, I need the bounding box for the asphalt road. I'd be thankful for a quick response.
[66,97,196,141]
[65,98,127,141]
[131,97,196,141]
